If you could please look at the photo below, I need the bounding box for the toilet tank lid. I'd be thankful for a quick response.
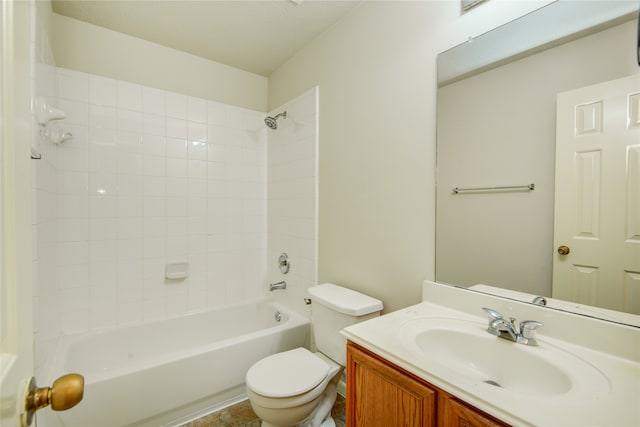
[308,283,383,316]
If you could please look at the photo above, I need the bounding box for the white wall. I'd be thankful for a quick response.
[51,13,268,112]
[268,0,552,312]
[42,0,558,317]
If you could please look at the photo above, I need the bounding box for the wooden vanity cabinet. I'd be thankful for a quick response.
[346,341,509,427]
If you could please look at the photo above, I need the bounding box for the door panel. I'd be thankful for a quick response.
[1,0,35,425]
[553,74,640,313]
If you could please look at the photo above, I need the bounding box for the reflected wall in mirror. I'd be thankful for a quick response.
[436,0,640,324]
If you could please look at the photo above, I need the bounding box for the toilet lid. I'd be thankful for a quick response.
[246,348,331,398]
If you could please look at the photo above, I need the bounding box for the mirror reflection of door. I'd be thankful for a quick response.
[553,74,640,314]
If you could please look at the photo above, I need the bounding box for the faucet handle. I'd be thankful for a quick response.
[482,307,503,320]
[519,320,543,339]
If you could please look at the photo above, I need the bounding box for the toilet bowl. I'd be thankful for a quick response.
[246,283,383,427]
[246,348,341,427]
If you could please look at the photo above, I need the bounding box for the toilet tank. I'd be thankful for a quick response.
[308,283,383,366]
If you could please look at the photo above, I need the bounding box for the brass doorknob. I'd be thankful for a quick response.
[23,374,84,426]
[557,245,571,255]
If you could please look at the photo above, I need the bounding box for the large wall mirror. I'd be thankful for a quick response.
[436,1,640,326]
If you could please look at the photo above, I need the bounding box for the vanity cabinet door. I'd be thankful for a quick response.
[440,396,508,427]
[346,342,436,427]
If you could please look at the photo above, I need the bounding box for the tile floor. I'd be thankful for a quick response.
[181,394,346,427]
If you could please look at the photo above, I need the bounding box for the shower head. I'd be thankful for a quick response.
[264,111,287,129]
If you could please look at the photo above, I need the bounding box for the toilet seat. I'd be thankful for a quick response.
[246,348,331,398]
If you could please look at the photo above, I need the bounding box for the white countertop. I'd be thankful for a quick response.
[341,281,640,427]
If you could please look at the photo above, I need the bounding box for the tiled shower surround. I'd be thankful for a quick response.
[36,68,268,337]
[33,65,318,354]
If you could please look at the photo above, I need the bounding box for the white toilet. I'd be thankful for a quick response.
[246,283,383,427]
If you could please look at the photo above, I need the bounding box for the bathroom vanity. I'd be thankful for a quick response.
[341,281,640,427]
[346,341,506,426]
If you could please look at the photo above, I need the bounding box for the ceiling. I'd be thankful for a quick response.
[51,0,363,77]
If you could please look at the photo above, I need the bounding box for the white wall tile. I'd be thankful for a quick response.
[166,177,187,197]
[166,236,188,258]
[207,101,226,127]
[142,156,166,176]
[89,75,117,107]
[166,137,187,159]
[91,285,117,329]
[117,217,143,239]
[90,240,117,263]
[188,121,207,142]
[188,160,207,180]
[166,158,187,178]
[58,195,88,219]
[59,264,90,290]
[58,218,89,242]
[56,147,89,172]
[118,302,142,326]
[89,149,116,177]
[226,106,244,129]
[166,292,188,318]
[143,176,166,197]
[117,174,142,196]
[117,152,142,175]
[61,309,90,335]
[166,92,187,119]
[57,99,88,126]
[188,97,207,123]
[44,69,280,338]
[188,233,207,254]
[143,298,165,322]
[143,87,165,116]
[89,172,116,196]
[167,201,188,220]
[166,118,187,139]
[143,237,166,259]
[117,109,142,133]
[57,69,88,102]
[90,218,117,241]
[58,171,88,195]
[143,217,166,237]
[117,131,143,154]
[117,196,142,217]
[117,81,142,111]
[188,197,207,217]
[117,238,143,260]
[188,179,207,198]
[89,105,117,129]
[142,113,165,136]
[142,134,166,157]
[188,140,207,160]
[143,258,165,281]
[207,162,226,181]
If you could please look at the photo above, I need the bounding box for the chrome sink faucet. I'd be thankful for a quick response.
[482,307,543,346]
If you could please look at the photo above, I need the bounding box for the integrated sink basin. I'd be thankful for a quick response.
[400,317,611,397]
[342,282,640,426]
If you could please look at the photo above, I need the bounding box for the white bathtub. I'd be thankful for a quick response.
[40,301,310,427]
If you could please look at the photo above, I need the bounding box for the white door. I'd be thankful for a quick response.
[1,3,84,425]
[1,0,35,425]
[553,74,640,314]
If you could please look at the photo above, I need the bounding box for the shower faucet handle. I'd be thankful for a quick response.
[278,253,290,274]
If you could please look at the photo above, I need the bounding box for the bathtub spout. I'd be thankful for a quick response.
[269,281,287,291]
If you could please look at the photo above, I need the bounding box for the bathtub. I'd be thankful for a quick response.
[40,301,310,427]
